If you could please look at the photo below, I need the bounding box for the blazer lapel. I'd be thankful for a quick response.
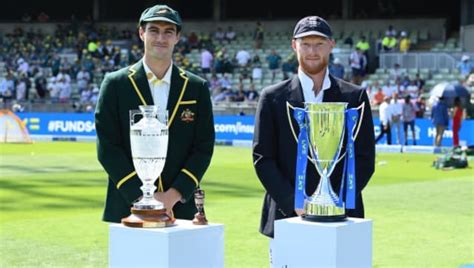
[128,60,154,106]
[166,65,188,127]
[322,76,345,103]
[286,76,305,142]
[287,75,304,107]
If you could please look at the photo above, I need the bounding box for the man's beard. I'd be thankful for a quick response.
[300,57,327,75]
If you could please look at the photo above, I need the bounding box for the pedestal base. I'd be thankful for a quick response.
[109,220,224,268]
[273,217,372,268]
[121,208,174,228]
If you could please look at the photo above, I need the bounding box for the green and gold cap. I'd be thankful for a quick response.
[139,5,182,31]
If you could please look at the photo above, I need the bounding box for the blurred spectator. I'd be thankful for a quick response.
[218,74,232,91]
[246,83,259,102]
[382,31,397,52]
[457,55,474,77]
[57,77,72,103]
[214,47,233,74]
[79,86,92,105]
[402,95,417,145]
[128,45,142,64]
[371,85,385,106]
[233,83,246,102]
[452,97,464,147]
[17,58,30,76]
[349,47,366,85]
[251,55,263,84]
[415,96,426,118]
[386,25,397,37]
[187,31,199,49]
[329,57,345,80]
[266,49,282,82]
[213,27,225,44]
[15,73,29,101]
[343,35,353,48]
[76,67,91,92]
[390,93,403,145]
[87,39,99,57]
[399,31,410,53]
[33,68,48,99]
[375,96,393,145]
[0,72,15,101]
[413,73,425,92]
[224,26,236,43]
[281,53,297,80]
[389,63,404,81]
[235,48,251,68]
[48,77,60,101]
[200,47,214,79]
[208,73,222,97]
[89,84,99,106]
[381,80,394,97]
[431,96,449,147]
[355,35,370,69]
[400,74,411,88]
[253,21,264,49]
[402,79,419,99]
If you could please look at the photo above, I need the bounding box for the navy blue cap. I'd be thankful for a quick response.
[293,16,332,39]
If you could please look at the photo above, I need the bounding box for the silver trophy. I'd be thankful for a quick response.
[303,102,348,222]
[122,105,173,228]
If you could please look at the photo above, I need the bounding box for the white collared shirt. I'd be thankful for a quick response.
[143,60,172,116]
[298,67,331,103]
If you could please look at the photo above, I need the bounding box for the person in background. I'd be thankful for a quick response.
[329,57,345,80]
[402,95,417,145]
[452,97,464,147]
[375,96,392,145]
[457,55,474,77]
[431,96,449,147]
[349,47,366,85]
[95,4,215,224]
[399,31,410,53]
[253,21,264,49]
[355,35,370,71]
[415,96,426,118]
[390,92,403,145]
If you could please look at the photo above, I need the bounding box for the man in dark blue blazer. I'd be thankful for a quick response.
[253,16,375,239]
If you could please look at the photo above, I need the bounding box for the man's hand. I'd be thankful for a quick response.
[154,188,182,215]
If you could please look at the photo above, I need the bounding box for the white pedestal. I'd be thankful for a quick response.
[109,220,224,268]
[273,217,372,268]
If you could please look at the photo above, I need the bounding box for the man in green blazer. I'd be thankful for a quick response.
[95,4,215,223]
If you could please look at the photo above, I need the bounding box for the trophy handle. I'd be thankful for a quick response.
[334,102,365,164]
[286,102,315,163]
[129,109,141,127]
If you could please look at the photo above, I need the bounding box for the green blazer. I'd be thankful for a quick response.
[95,60,215,223]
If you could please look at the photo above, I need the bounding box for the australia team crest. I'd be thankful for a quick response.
[180,108,195,123]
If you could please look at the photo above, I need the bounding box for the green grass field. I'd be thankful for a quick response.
[0,142,473,267]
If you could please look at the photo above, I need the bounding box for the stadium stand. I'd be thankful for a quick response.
[0,16,473,117]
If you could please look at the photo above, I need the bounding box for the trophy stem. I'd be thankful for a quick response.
[142,180,156,201]
[303,169,346,222]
